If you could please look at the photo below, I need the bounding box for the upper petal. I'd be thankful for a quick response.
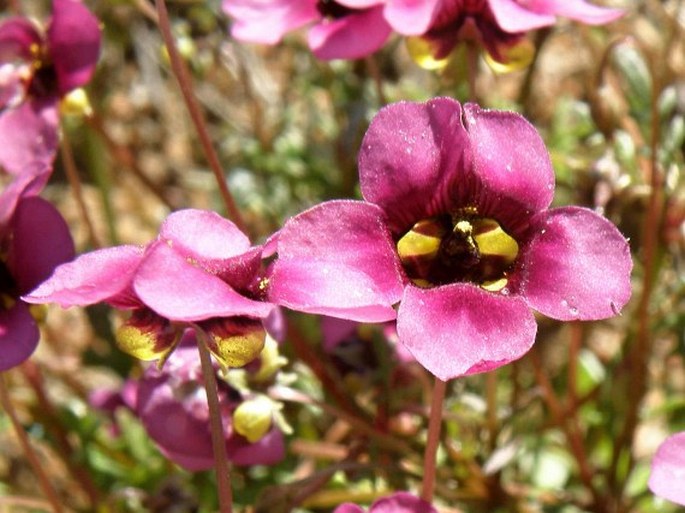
[9,196,75,293]
[0,302,40,371]
[0,18,42,62]
[133,242,273,322]
[223,0,319,44]
[309,6,392,60]
[648,432,685,506]
[384,0,441,35]
[371,492,438,513]
[47,0,101,95]
[520,206,632,321]
[22,245,144,307]
[487,0,556,32]
[268,200,404,322]
[523,0,624,25]
[397,283,537,381]
[359,97,470,234]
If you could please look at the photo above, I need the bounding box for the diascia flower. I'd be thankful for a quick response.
[268,98,632,381]
[648,432,685,506]
[222,0,440,60]
[0,0,101,175]
[334,491,437,513]
[24,209,275,368]
[0,173,74,370]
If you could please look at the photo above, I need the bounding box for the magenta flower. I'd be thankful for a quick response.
[222,0,441,60]
[648,432,685,506]
[0,0,101,175]
[0,173,75,371]
[334,491,437,513]
[268,98,632,381]
[24,209,275,367]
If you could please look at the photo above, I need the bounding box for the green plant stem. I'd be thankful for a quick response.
[0,373,65,513]
[485,372,498,452]
[195,333,233,513]
[421,377,447,503]
[155,0,246,232]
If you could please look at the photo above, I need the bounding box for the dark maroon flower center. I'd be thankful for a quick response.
[316,0,355,19]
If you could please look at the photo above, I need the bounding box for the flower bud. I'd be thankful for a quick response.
[201,317,266,369]
[232,395,274,443]
[115,309,179,364]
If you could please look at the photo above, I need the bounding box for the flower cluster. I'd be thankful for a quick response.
[221,0,623,66]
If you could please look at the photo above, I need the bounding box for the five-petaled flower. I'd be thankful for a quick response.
[268,97,632,381]
[0,0,101,175]
[24,209,275,368]
[0,173,74,371]
[648,432,685,506]
[334,491,437,513]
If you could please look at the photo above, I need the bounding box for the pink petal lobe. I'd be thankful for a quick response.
[223,0,319,44]
[334,505,365,513]
[309,7,391,60]
[359,97,470,233]
[133,243,272,322]
[526,0,624,25]
[9,196,75,293]
[487,0,556,32]
[520,206,632,321]
[649,432,685,506]
[371,492,438,513]
[23,245,144,307]
[384,0,441,35]
[0,302,40,371]
[228,428,285,466]
[268,200,403,323]
[47,0,101,94]
[397,284,537,381]
[0,18,42,62]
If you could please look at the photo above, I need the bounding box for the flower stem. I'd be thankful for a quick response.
[154,0,246,232]
[195,333,233,513]
[421,377,447,503]
[0,373,65,513]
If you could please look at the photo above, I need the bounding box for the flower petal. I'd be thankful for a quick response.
[520,206,632,321]
[229,427,285,466]
[397,283,537,381]
[524,0,624,25]
[9,196,75,293]
[0,302,39,371]
[23,245,144,307]
[384,0,441,35]
[47,0,101,95]
[309,6,391,60]
[133,242,272,322]
[463,103,555,235]
[0,18,42,62]
[268,200,404,322]
[371,492,438,513]
[487,0,556,32]
[334,505,365,513]
[648,432,685,506]
[223,0,319,44]
[359,97,470,233]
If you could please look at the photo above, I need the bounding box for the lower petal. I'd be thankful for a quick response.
[649,432,685,506]
[520,207,632,321]
[0,302,40,371]
[397,284,537,381]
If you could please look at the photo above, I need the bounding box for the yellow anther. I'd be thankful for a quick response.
[233,395,274,443]
[258,277,270,291]
[454,220,473,235]
[60,88,93,117]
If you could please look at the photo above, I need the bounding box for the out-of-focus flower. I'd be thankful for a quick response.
[222,0,440,60]
[268,98,632,381]
[334,491,437,513]
[24,209,275,368]
[412,0,623,70]
[92,331,287,471]
[0,173,74,370]
[648,432,685,506]
[0,0,101,175]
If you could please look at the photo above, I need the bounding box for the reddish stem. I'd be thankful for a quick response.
[421,377,447,503]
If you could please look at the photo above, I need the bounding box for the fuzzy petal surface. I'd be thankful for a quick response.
[487,0,556,32]
[9,196,75,293]
[23,245,144,307]
[0,302,39,371]
[648,432,685,506]
[224,0,319,44]
[133,242,272,322]
[520,206,632,321]
[309,6,391,60]
[47,0,101,95]
[268,200,403,322]
[384,0,441,35]
[359,97,470,233]
[397,284,537,381]
[371,492,438,513]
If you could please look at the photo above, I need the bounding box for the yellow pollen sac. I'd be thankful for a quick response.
[406,37,450,71]
[233,395,274,443]
[115,323,177,363]
[204,318,266,369]
[60,88,93,117]
[471,218,519,265]
[397,218,445,263]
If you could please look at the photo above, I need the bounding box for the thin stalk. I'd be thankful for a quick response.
[485,372,498,452]
[195,333,233,513]
[465,42,479,102]
[364,55,387,105]
[567,322,583,411]
[61,130,101,248]
[421,377,448,503]
[0,374,64,513]
[155,0,246,231]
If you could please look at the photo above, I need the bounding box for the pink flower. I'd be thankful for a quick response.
[222,0,441,60]
[0,173,74,370]
[0,0,101,175]
[649,432,685,506]
[268,98,632,381]
[23,209,275,367]
[334,491,437,513]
